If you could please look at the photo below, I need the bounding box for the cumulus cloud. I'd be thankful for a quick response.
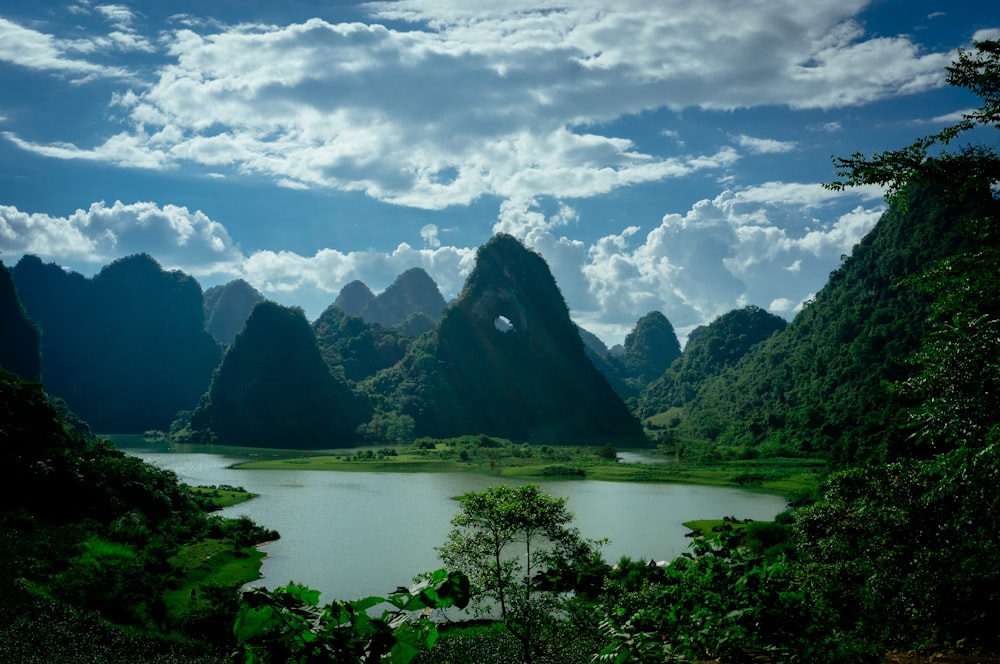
[568,184,885,337]
[4,1,963,206]
[0,201,242,276]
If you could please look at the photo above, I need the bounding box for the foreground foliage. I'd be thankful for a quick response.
[233,569,470,664]
[0,369,275,661]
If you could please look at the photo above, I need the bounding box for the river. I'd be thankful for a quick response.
[117,440,788,602]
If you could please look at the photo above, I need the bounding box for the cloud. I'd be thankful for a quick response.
[4,1,965,207]
[420,223,441,248]
[0,16,131,81]
[0,201,242,276]
[734,134,797,154]
[570,184,884,335]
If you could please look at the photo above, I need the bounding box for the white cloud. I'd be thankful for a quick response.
[0,201,242,276]
[0,16,131,81]
[734,134,797,154]
[568,184,884,336]
[4,1,966,206]
[420,223,441,248]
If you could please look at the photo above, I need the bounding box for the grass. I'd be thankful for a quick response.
[163,539,265,621]
[189,485,257,509]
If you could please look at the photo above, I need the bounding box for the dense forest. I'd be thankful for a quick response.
[0,40,998,663]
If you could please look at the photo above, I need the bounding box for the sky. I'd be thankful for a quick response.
[0,1,996,347]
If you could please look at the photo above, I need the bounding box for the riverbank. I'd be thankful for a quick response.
[229,437,826,497]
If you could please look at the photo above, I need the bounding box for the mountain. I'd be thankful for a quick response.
[334,280,375,316]
[381,234,646,444]
[11,254,222,432]
[0,261,41,382]
[189,301,369,447]
[638,305,786,417]
[312,305,411,383]
[670,185,987,463]
[333,269,447,332]
[203,278,265,345]
[578,313,683,403]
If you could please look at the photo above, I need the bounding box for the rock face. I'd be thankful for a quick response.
[11,254,222,432]
[0,261,41,382]
[333,268,446,332]
[191,301,368,447]
[203,279,265,345]
[409,234,645,443]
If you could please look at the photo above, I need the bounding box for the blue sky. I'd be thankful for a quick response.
[1,1,995,345]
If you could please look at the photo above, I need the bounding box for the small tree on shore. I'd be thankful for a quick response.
[436,484,602,663]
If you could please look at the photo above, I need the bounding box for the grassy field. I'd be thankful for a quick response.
[231,438,826,497]
[163,539,266,621]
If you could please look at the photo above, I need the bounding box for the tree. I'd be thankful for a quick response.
[436,484,602,664]
[826,39,1000,203]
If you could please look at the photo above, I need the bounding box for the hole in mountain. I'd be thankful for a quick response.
[494,315,515,333]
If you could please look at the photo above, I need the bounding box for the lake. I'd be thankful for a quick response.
[118,441,788,602]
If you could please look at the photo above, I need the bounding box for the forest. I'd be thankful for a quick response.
[0,40,998,663]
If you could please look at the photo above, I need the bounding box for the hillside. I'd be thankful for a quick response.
[333,268,446,331]
[638,305,787,417]
[668,186,987,464]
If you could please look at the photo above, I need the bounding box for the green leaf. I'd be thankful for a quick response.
[233,605,276,642]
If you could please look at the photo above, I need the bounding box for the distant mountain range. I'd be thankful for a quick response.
[2,184,981,460]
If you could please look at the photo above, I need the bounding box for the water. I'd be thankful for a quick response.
[118,440,788,602]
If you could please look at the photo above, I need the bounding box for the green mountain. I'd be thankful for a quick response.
[203,278,265,345]
[11,254,222,432]
[312,304,411,383]
[579,312,683,402]
[378,234,646,444]
[621,311,683,389]
[666,186,986,463]
[0,260,41,382]
[334,279,375,316]
[638,305,786,417]
[189,301,368,447]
